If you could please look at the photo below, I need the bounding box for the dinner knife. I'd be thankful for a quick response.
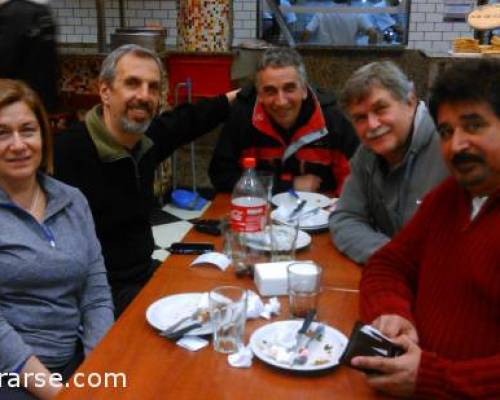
[160,322,202,340]
[294,206,321,220]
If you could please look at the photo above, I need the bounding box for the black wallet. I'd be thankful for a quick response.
[339,321,404,374]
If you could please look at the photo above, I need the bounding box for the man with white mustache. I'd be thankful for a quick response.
[53,44,237,316]
[329,61,448,264]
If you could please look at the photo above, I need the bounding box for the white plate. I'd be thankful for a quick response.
[271,191,332,209]
[243,227,312,252]
[250,320,348,371]
[146,293,212,336]
[271,208,330,231]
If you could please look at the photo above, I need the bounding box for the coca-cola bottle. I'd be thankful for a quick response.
[229,157,267,276]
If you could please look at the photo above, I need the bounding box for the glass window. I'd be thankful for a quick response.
[259,0,410,48]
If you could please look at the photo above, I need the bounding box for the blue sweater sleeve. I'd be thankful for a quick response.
[0,311,34,372]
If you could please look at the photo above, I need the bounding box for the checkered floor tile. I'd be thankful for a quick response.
[149,201,212,262]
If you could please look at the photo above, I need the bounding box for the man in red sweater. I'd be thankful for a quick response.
[352,58,500,398]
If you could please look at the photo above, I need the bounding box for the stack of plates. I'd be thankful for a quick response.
[271,192,334,231]
[243,227,312,251]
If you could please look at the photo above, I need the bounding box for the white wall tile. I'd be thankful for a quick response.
[424,32,442,41]
[411,13,426,23]
[408,31,424,41]
[243,2,257,12]
[243,20,256,29]
[416,22,434,32]
[426,13,442,23]
[416,3,435,13]
[434,23,450,32]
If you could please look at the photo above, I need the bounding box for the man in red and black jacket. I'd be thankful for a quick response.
[209,47,359,195]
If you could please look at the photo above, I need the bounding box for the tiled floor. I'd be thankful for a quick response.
[150,201,212,262]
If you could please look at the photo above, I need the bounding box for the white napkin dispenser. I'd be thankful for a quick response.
[254,261,293,296]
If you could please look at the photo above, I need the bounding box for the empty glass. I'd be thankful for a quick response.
[209,286,247,354]
[270,222,299,262]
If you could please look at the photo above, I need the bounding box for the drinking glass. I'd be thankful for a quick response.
[222,213,272,277]
[270,222,299,262]
[209,286,247,354]
[287,261,322,319]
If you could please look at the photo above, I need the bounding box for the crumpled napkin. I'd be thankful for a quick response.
[245,290,280,320]
[228,345,253,368]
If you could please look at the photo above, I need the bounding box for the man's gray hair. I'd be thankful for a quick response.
[256,47,308,87]
[341,61,414,108]
[99,44,166,89]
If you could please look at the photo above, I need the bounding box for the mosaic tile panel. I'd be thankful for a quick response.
[59,55,103,95]
[177,0,231,52]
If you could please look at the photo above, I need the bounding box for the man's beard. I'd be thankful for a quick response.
[119,101,155,135]
[119,115,152,136]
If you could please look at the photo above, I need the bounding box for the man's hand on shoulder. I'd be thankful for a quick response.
[293,174,322,192]
[225,88,241,103]
[372,314,419,344]
[351,335,421,398]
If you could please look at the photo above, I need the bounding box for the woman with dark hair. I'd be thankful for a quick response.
[0,79,113,399]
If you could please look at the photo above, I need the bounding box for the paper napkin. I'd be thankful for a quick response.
[190,252,231,271]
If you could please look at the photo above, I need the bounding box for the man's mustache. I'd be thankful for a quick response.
[366,125,390,139]
[128,102,153,113]
[451,152,484,166]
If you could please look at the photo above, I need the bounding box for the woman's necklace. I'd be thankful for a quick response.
[29,184,41,214]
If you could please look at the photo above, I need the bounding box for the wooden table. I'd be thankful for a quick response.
[57,195,386,399]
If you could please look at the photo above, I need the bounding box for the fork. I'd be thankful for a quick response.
[292,324,326,365]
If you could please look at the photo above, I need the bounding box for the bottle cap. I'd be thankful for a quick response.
[241,157,256,169]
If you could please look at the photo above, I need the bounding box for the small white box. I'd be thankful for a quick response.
[254,261,292,296]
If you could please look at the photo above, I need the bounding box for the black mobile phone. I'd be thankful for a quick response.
[167,242,215,255]
[193,219,222,236]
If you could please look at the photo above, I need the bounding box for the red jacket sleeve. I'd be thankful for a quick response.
[330,150,350,196]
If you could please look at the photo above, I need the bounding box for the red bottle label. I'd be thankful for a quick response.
[230,202,266,232]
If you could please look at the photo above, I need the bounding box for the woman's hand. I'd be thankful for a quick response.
[21,356,63,399]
